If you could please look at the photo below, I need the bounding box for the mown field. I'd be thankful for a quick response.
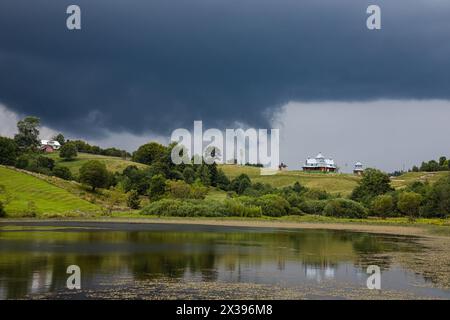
[0,166,100,216]
[44,152,147,175]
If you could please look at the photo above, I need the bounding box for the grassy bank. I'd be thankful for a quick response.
[0,166,100,216]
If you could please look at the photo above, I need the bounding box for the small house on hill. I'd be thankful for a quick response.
[40,140,61,153]
[302,153,337,173]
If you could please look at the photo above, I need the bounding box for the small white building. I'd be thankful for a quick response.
[40,140,61,152]
[302,153,337,173]
[353,162,364,176]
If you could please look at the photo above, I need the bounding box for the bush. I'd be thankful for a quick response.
[165,180,208,200]
[255,194,291,217]
[59,142,78,160]
[286,194,303,208]
[299,200,328,215]
[370,194,394,218]
[141,199,226,217]
[0,201,6,218]
[303,189,330,200]
[126,190,141,209]
[289,206,304,215]
[323,198,368,219]
[190,183,208,199]
[397,191,422,220]
[224,198,262,217]
[230,174,252,195]
[167,180,192,199]
[15,154,30,169]
[53,165,73,180]
[36,156,55,171]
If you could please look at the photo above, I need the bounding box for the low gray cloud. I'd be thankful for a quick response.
[0,0,450,138]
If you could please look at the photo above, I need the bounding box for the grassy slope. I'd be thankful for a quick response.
[45,152,147,175]
[220,165,361,196]
[0,166,100,216]
[390,171,449,189]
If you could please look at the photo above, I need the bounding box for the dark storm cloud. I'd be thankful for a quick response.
[0,0,449,137]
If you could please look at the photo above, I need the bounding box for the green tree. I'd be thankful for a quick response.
[59,142,78,160]
[52,133,66,146]
[370,194,394,218]
[421,174,450,218]
[397,191,422,221]
[426,160,440,172]
[215,169,230,190]
[132,142,167,165]
[53,165,73,180]
[0,137,18,165]
[197,165,211,186]
[14,116,40,150]
[230,174,252,195]
[126,190,141,209]
[208,162,219,186]
[351,168,393,204]
[439,156,447,167]
[182,166,196,184]
[148,174,166,200]
[256,194,291,217]
[79,160,109,191]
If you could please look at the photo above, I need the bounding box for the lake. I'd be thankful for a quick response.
[0,221,449,299]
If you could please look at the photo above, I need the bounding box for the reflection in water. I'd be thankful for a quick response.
[0,222,447,299]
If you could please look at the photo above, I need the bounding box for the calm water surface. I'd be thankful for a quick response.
[0,221,449,299]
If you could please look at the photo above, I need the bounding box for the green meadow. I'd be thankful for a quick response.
[44,152,148,175]
[0,166,100,216]
[220,165,361,196]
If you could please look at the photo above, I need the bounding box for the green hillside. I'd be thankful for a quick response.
[0,166,100,216]
[45,152,147,175]
[390,171,449,189]
[220,165,361,196]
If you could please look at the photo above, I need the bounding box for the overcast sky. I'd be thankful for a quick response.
[1,1,450,172]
